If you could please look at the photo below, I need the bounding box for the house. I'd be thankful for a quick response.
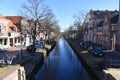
[0,14,21,49]
[84,10,119,50]
[5,16,23,46]
[84,10,106,43]
[95,10,118,49]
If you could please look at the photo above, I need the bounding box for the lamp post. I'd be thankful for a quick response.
[20,26,23,66]
[118,0,120,48]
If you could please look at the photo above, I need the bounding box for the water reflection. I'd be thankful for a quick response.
[34,38,92,80]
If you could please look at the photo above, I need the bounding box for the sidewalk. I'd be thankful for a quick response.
[105,50,120,80]
[104,68,120,80]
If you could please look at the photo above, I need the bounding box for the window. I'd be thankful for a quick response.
[4,39,7,45]
[98,27,102,32]
[0,26,1,33]
[3,26,6,33]
[105,17,107,22]
[103,26,108,33]
[15,38,17,43]
[94,28,97,33]
[0,39,2,44]
[11,27,16,32]
[18,37,20,43]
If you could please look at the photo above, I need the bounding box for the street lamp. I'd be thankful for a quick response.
[111,24,117,51]
[20,25,23,66]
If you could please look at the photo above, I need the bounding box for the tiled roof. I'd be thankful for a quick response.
[110,14,119,24]
[0,13,7,19]
[91,10,106,19]
[5,16,22,32]
[7,21,16,33]
[0,14,18,33]
[91,10,119,20]
[5,16,22,25]
[109,11,119,18]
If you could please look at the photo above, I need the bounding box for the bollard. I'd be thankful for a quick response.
[18,66,26,80]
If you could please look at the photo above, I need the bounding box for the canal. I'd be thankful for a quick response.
[34,38,93,80]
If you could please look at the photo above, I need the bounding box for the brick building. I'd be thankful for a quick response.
[84,10,119,50]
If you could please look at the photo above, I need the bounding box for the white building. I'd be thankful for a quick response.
[0,14,21,49]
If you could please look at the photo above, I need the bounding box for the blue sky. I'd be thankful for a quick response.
[0,0,119,31]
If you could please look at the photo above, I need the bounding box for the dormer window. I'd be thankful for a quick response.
[11,27,16,32]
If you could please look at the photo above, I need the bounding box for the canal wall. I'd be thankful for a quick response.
[26,53,44,80]
[26,41,56,80]
[0,65,26,80]
[66,39,98,80]
[66,39,116,80]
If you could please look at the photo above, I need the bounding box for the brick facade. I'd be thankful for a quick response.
[84,10,119,50]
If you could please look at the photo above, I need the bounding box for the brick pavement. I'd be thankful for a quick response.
[104,68,120,80]
[106,50,120,80]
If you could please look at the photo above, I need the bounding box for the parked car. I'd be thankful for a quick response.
[80,41,92,49]
[26,45,36,53]
[88,45,104,57]
[26,41,45,53]
[35,41,45,48]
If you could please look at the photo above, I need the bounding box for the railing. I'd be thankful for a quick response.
[110,59,120,67]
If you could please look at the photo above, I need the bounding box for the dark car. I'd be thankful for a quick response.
[26,41,45,53]
[80,41,92,49]
[88,45,104,57]
[26,45,36,53]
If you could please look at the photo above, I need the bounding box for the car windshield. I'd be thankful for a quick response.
[40,42,44,44]
[93,46,103,52]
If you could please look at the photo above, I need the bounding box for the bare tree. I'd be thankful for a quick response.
[73,11,87,25]
[42,10,56,41]
[53,24,61,41]
[20,0,50,52]
[73,11,87,41]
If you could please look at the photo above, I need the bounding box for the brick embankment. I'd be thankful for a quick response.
[66,39,99,80]
[23,53,44,80]
[26,42,56,80]
[66,39,119,80]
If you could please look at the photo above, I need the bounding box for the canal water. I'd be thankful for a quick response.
[34,38,93,80]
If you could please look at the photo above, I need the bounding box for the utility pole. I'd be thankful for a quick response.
[117,0,120,49]
[117,0,120,46]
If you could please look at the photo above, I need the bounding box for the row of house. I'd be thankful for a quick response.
[0,14,21,49]
[84,10,119,50]
[0,13,57,49]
